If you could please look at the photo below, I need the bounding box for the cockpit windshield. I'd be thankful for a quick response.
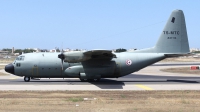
[16,56,25,61]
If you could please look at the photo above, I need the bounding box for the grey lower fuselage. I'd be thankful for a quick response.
[13,52,165,78]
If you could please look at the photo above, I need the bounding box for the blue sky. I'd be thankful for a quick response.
[0,0,199,50]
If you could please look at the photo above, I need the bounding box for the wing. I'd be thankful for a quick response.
[62,49,116,63]
[84,49,116,59]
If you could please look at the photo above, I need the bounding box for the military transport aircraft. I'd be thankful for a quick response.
[5,9,190,82]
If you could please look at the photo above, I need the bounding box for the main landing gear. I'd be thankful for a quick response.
[24,76,30,82]
[80,78,101,82]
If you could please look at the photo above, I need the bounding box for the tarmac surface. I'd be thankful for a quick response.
[0,62,200,90]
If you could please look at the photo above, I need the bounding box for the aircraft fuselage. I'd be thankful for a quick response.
[8,52,165,79]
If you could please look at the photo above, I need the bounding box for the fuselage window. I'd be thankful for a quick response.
[16,56,25,61]
[16,63,21,67]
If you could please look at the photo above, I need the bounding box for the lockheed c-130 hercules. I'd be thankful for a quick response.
[5,10,190,82]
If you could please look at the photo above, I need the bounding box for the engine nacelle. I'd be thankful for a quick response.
[64,66,84,77]
[63,51,91,63]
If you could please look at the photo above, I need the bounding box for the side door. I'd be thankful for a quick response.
[38,54,62,77]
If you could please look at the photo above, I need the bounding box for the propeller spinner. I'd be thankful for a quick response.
[58,50,65,70]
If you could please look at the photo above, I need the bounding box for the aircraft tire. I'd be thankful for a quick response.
[93,78,100,82]
[87,79,94,82]
[80,78,100,82]
[24,76,30,82]
[80,78,87,82]
[88,78,100,82]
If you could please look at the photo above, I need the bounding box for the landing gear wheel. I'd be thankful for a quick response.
[24,76,30,82]
[93,78,100,82]
[80,78,87,82]
[79,78,101,82]
[88,79,101,82]
[88,79,94,82]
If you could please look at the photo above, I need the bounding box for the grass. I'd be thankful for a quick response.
[161,67,200,75]
[0,65,9,76]
[0,72,8,76]
[0,65,5,69]
[0,91,200,112]
[0,58,14,63]
[68,97,83,102]
[120,94,126,98]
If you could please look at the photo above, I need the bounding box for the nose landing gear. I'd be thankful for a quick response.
[24,76,30,82]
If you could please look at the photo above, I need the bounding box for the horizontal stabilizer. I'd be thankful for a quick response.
[164,53,194,57]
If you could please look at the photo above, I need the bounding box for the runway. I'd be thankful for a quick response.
[0,62,200,90]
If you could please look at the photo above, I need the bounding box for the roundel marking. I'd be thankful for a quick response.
[126,59,132,66]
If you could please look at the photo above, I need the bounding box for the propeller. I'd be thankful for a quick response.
[58,49,65,70]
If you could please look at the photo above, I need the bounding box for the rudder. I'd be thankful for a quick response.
[155,9,190,54]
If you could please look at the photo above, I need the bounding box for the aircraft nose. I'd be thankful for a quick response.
[5,63,14,74]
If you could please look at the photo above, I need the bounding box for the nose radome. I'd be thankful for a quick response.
[5,63,14,74]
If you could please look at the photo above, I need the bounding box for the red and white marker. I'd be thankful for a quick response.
[126,59,132,66]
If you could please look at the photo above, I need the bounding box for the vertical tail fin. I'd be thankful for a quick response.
[155,9,190,54]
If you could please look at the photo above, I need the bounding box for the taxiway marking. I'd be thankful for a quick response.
[135,84,154,90]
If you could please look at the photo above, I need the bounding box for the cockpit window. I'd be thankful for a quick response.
[16,56,25,61]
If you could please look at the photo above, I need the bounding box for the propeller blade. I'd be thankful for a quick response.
[58,52,65,70]
[61,59,63,70]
